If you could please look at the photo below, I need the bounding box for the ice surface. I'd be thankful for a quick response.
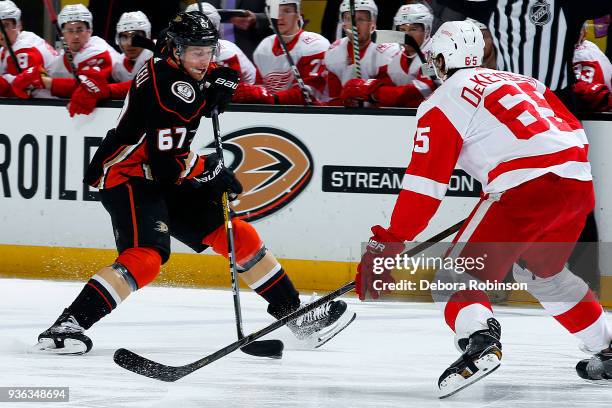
[1,278,610,408]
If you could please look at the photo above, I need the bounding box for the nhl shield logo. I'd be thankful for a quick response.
[529,0,552,26]
[171,81,196,103]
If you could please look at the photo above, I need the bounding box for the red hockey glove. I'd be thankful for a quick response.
[11,65,46,99]
[0,76,13,97]
[68,68,111,117]
[341,78,385,105]
[572,81,612,112]
[232,83,275,104]
[356,225,405,301]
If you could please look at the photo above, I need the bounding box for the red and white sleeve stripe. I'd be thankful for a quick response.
[388,107,463,241]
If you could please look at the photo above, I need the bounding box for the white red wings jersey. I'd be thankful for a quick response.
[386,38,438,99]
[0,31,57,77]
[324,37,399,99]
[112,49,153,82]
[388,68,591,241]
[216,39,256,84]
[48,36,120,80]
[253,30,329,99]
[573,40,612,90]
[1,31,58,97]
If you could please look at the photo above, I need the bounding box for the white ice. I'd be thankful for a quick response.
[1,278,610,408]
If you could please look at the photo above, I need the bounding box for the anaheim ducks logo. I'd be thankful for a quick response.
[205,127,313,222]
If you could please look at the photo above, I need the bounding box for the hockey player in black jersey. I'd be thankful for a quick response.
[34,11,355,355]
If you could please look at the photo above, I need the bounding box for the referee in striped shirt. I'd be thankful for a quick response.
[434,0,612,106]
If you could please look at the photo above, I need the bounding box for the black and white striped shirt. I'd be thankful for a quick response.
[436,0,612,91]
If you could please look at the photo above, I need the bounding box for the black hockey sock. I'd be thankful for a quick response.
[67,278,118,329]
[254,267,300,319]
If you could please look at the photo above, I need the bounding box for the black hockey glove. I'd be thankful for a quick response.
[203,67,240,118]
[192,153,243,200]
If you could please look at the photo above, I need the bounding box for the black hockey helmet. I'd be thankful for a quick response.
[166,11,218,55]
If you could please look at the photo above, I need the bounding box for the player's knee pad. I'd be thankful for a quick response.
[203,219,264,270]
[513,264,588,302]
[116,247,162,289]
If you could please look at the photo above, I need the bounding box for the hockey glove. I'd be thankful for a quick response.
[0,76,13,97]
[573,81,612,112]
[232,83,275,104]
[11,65,46,99]
[203,67,240,117]
[192,153,243,200]
[341,78,385,105]
[68,67,111,117]
[356,225,405,301]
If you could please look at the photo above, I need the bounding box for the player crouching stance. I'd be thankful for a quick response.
[356,21,612,397]
[34,11,354,355]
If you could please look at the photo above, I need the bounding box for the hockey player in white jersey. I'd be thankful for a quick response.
[355,21,612,397]
[111,11,153,83]
[11,3,119,112]
[185,2,256,84]
[325,0,399,106]
[341,3,437,107]
[572,25,612,112]
[0,0,58,97]
[232,0,329,105]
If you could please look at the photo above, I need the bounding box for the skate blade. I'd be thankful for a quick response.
[30,338,88,355]
[580,378,612,386]
[314,311,357,349]
[439,353,501,399]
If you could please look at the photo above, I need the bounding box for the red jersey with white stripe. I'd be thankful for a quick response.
[217,39,256,85]
[388,67,591,241]
[253,30,329,100]
[0,31,58,97]
[48,36,119,80]
[573,40,612,91]
[112,49,153,82]
[324,37,399,101]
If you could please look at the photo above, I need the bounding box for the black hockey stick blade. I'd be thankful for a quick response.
[114,281,355,381]
[240,339,284,359]
[130,35,156,51]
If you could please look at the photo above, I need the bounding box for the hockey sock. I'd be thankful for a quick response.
[251,267,300,319]
[67,275,121,329]
[551,289,610,352]
[514,265,612,352]
[444,290,493,335]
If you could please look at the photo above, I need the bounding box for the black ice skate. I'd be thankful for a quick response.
[287,299,356,348]
[33,309,93,355]
[576,345,612,383]
[438,318,502,399]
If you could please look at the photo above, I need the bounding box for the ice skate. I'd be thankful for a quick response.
[287,299,356,348]
[438,318,502,398]
[576,344,612,383]
[33,309,93,355]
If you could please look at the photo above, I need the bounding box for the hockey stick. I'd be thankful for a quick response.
[42,0,80,83]
[210,108,284,359]
[348,0,362,79]
[130,35,156,52]
[0,18,22,74]
[114,280,355,382]
[266,0,313,106]
[113,220,464,381]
